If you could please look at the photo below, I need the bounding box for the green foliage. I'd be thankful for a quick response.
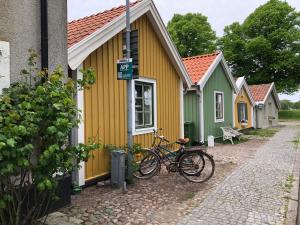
[280,100,300,110]
[294,101,300,109]
[279,110,300,120]
[0,51,100,225]
[243,128,278,137]
[282,174,295,193]
[280,100,294,110]
[218,0,300,93]
[104,143,145,155]
[167,13,217,57]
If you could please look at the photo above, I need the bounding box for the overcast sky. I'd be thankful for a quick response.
[68,0,300,102]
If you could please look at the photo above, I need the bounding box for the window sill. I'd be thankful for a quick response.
[133,127,156,136]
[215,119,224,123]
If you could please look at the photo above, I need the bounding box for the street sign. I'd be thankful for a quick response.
[117,58,133,80]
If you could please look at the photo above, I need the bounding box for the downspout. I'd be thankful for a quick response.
[196,86,202,143]
[255,107,258,129]
[41,0,48,71]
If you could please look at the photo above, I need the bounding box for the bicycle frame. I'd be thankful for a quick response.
[150,129,185,166]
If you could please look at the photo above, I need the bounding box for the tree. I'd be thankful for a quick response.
[167,13,217,57]
[280,99,293,110]
[219,0,300,93]
[294,101,300,109]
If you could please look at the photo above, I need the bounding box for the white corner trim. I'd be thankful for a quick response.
[200,90,204,142]
[235,76,244,90]
[0,41,10,94]
[179,79,184,138]
[68,0,192,88]
[132,77,157,136]
[232,89,235,127]
[214,91,225,123]
[76,64,85,186]
[251,104,254,127]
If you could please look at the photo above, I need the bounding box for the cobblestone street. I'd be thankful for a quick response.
[176,125,299,225]
[44,125,300,225]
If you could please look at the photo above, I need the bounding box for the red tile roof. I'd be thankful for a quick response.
[68,0,142,48]
[182,52,220,84]
[249,83,272,102]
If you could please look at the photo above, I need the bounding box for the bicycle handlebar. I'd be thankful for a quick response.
[152,128,170,143]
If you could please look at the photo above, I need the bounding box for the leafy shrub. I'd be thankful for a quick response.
[0,51,99,225]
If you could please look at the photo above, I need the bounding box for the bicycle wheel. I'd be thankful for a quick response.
[179,151,215,183]
[133,150,161,179]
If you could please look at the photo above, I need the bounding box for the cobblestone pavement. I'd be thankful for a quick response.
[176,125,299,225]
[46,135,266,225]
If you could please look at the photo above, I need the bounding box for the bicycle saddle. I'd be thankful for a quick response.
[176,138,190,145]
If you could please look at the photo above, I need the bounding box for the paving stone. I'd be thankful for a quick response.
[176,126,298,225]
[43,125,299,225]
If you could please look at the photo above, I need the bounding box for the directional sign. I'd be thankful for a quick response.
[117,58,133,80]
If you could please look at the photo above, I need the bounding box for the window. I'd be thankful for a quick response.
[123,30,139,78]
[214,91,224,122]
[238,102,248,123]
[134,79,156,133]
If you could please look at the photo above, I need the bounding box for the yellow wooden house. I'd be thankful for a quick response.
[234,77,255,129]
[68,0,192,185]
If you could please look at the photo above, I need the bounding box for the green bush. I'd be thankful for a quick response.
[0,51,99,225]
[279,110,300,120]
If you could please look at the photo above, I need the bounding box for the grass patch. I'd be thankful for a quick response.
[243,128,278,138]
[215,136,249,145]
[185,191,195,199]
[279,110,300,120]
[282,174,295,193]
[291,132,300,150]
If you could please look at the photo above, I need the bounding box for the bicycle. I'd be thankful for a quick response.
[133,128,215,183]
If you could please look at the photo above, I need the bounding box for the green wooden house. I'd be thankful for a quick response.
[183,52,238,143]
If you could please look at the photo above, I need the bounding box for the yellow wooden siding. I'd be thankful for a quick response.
[83,15,181,181]
[234,87,253,129]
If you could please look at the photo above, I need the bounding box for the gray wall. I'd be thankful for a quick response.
[255,93,279,129]
[0,0,67,84]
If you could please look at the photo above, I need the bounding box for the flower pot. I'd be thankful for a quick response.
[21,174,71,220]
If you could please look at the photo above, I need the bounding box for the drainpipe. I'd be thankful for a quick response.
[41,0,48,71]
[196,86,202,143]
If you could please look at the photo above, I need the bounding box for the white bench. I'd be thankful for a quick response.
[220,127,243,144]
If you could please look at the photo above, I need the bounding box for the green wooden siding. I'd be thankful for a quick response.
[184,91,199,142]
[203,64,234,140]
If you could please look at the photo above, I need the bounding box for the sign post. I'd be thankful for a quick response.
[125,0,134,183]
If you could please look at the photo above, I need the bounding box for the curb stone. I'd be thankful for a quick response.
[287,136,300,225]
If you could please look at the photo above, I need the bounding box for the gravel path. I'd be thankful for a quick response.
[176,125,299,225]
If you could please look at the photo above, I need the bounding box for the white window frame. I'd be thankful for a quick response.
[0,41,10,94]
[238,102,248,123]
[214,91,224,123]
[131,77,157,135]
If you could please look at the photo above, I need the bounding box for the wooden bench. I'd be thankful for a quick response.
[220,127,243,144]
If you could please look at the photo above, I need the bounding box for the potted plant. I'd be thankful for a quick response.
[241,119,248,128]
